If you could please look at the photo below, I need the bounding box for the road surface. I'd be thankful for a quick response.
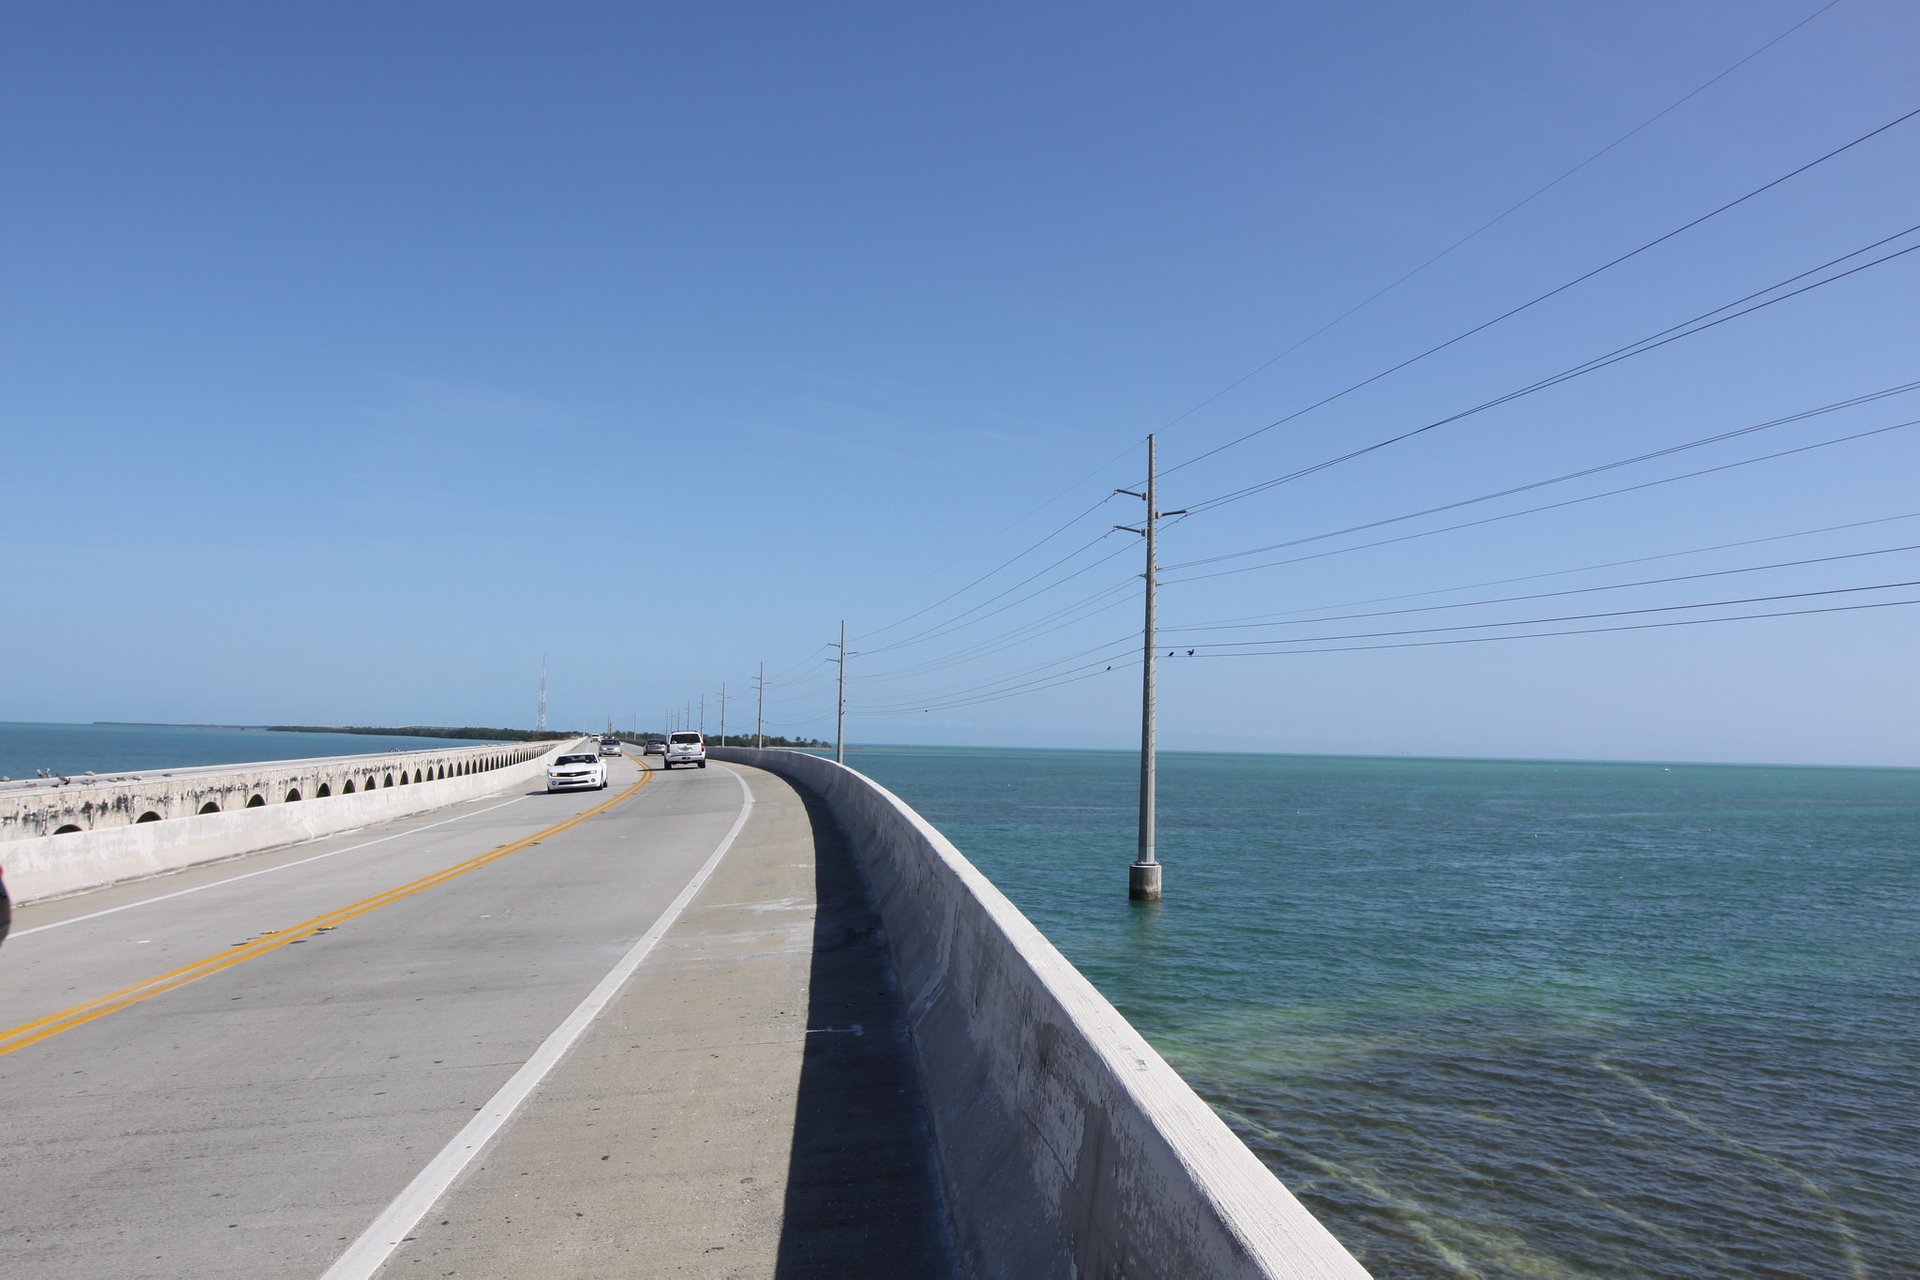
[0,753,953,1277]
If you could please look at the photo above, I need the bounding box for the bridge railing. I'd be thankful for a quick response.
[712,746,1368,1280]
[3,739,576,903]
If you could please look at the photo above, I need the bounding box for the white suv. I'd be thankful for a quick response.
[663,731,707,769]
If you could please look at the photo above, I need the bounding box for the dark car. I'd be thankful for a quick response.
[1,864,11,947]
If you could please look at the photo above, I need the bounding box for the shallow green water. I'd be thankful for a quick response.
[846,745,1920,1279]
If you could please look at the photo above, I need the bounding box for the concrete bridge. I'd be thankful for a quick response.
[0,739,554,838]
[0,742,1367,1278]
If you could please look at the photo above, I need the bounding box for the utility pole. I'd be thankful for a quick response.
[719,683,727,747]
[537,655,548,733]
[833,619,850,765]
[756,661,766,748]
[699,694,706,737]
[1115,434,1185,902]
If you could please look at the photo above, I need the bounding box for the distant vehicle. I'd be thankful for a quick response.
[643,734,667,757]
[599,735,622,757]
[546,753,609,792]
[663,731,707,770]
[0,864,11,947]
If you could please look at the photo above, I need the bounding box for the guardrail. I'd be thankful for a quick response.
[4,740,576,904]
[711,746,1368,1280]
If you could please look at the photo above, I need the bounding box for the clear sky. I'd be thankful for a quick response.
[4,1,1916,766]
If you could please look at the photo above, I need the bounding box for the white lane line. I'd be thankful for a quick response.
[13,797,529,937]
[322,767,757,1280]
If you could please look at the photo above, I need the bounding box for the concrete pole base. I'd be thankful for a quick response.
[1129,861,1162,901]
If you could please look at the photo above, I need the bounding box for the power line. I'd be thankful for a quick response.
[1164,543,1920,635]
[1167,418,1920,586]
[1167,381,1920,572]
[857,635,1139,713]
[1184,579,1920,652]
[1161,105,1920,484]
[1176,510,1920,628]
[856,531,1134,658]
[852,439,1144,644]
[1183,225,1920,516]
[1194,597,1920,659]
[858,580,1138,684]
[858,653,1142,716]
[1145,0,1846,444]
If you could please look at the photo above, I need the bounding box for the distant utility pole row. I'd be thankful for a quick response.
[637,438,1173,903]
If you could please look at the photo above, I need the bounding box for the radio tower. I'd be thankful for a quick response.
[537,655,548,732]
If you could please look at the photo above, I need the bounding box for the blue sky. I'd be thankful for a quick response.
[4,1,1916,766]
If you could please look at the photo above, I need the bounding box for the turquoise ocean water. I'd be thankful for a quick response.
[844,745,1918,1279]
[0,721,501,781]
[8,725,1912,1274]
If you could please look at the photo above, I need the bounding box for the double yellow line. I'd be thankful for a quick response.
[0,769,652,1058]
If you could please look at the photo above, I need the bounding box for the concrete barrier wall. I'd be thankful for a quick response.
[712,747,1368,1280]
[5,740,579,904]
[1,740,561,840]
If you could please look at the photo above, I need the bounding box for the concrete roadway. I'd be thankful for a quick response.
[0,753,954,1278]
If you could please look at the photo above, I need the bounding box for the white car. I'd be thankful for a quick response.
[663,731,707,769]
[546,752,609,792]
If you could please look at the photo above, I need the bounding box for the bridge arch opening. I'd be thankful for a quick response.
[54,823,83,835]
[246,794,266,808]
[285,788,302,803]
[317,783,332,797]
[137,811,162,823]
[342,780,355,794]
[198,801,220,815]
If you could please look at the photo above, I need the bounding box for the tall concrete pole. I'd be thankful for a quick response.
[835,619,847,765]
[756,661,766,748]
[1133,435,1162,901]
[1117,435,1182,902]
[719,683,727,747]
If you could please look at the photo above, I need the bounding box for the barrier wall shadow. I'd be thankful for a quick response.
[773,781,959,1279]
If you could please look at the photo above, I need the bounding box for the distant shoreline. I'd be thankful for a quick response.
[93,722,570,743]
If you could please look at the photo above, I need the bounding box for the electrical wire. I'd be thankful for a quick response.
[858,635,1139,713]
[1145,0,1847,445]
[1197,597,1920,659]
[1161,106,1920,484]
[1176,510,1920,628]
[852,439,1144,644]
[1167,381,1920,573]
[1183,226,1920,516]
[1184,579,1920,652]
[858,653,1143,716]
[1164,542,1920,635]
[1168,416,1920,586]
[858,581,1139,684]
[856,531,1135,658]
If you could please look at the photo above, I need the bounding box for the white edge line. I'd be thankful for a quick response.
[322,766,757,1280]
[13,796,531,937]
